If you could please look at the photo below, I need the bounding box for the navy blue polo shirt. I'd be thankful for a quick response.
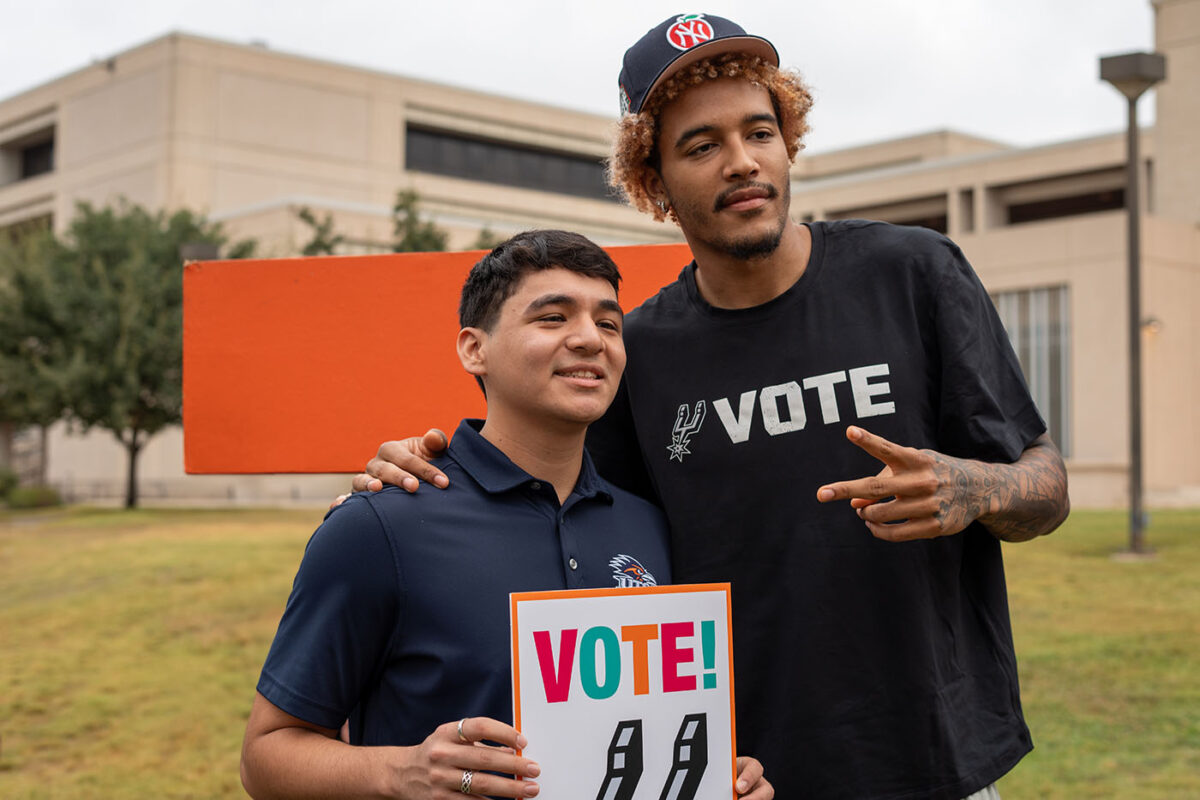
[257,419,671,745]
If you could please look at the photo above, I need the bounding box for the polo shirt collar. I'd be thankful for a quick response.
[447,419,613,504]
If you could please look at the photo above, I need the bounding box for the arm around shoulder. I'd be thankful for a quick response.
[350,429,451,495]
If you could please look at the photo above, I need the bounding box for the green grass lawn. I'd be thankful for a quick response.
[1,506,1197,798]
[996,509,1200,798]
[0,507,317,798]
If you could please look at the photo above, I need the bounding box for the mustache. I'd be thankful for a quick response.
[713,182,778,212]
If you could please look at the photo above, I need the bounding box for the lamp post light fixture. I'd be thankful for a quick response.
[1099,51,1166,556]
[179,242,220,263]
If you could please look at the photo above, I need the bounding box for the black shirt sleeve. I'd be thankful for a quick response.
[932,240,1047,462]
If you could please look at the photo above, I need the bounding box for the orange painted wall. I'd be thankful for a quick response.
[183,244,691,473]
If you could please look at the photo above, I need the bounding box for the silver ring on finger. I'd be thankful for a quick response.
[457,717,470,743]
[460,769,474,794]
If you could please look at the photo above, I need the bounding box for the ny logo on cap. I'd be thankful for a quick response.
[666,14,714,51]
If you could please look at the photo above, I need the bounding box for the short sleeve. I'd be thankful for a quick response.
[933,242,1046,462]
[257,496,401,729]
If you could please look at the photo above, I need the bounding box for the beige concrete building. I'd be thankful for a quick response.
[1,0,1197,507]
[0,30,678,504]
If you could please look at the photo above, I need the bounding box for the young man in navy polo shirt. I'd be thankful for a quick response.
[241,230,771,799]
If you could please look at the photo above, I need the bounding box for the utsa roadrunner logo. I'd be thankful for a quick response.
[666,14,715,51]
[667,400,706,462]
[609,554,658,588]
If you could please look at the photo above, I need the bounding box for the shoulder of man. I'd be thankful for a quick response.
[821,218,959,257]
[303,493,399,581]
[819,219,976,291]
[623,264,694,335]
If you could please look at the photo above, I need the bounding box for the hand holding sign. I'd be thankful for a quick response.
[816,425,989,541]
[402,716,539,798]
[734,757,771,799]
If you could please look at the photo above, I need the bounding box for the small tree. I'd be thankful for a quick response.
[471,226,506,250]
[0,230,70,481]
[295,206,345,256]
[5,200,255,507]
[392,190,447,253]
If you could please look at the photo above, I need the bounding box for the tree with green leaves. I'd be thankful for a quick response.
[0,229,69,481]
[471,226,506,250]
[295,206,345,256]
[391,190,448,253]
[0,200,255,507]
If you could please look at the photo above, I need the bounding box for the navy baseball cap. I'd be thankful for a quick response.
[618,13,778,115]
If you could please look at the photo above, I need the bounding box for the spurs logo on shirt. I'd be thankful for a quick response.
[666,362,896,459]
[609,554,658,588]
[667,401,706,462]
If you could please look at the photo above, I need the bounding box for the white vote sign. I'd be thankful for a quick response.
[511,584,735,799]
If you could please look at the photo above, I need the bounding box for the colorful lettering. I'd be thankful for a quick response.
[661,621,697,692]
[580,626,621,699]
[533,620,718,700]
[533,628,577,703]
[701,619,717,689]
[621,623,660,696]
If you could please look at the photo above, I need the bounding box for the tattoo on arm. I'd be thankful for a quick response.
[928,434,1069,542]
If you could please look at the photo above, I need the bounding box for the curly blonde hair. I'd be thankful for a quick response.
[607,53,814,221]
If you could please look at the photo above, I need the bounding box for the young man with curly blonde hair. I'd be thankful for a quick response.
[355,13,1069,800]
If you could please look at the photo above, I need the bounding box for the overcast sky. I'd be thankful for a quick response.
[2,0,1157,154]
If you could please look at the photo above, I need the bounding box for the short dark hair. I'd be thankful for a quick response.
[459,229,622,331]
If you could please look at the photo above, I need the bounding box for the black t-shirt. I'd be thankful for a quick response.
[588,220,1045,799]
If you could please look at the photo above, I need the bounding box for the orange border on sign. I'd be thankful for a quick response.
[510,582,737,798]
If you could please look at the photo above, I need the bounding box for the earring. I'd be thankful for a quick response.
[656,199,668,213]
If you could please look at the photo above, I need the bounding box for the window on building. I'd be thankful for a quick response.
[405,125,614,202]
[827,194,948,234]
[1006,189,1124,225]
[889,213,948,234]
[20,138,54,178]
[991,285,1071,456]
[991,167,1126,227]
[1,125,56,185]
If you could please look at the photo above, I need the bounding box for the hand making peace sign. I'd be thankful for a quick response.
[816,425,1001,542]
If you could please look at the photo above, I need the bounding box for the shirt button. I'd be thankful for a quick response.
[568,558,579,570]
[530,481,541,491]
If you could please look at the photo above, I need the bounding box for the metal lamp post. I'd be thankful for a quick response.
[1099,51,1166,555]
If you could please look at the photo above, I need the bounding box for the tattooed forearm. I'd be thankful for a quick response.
[927,434,1069,542]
